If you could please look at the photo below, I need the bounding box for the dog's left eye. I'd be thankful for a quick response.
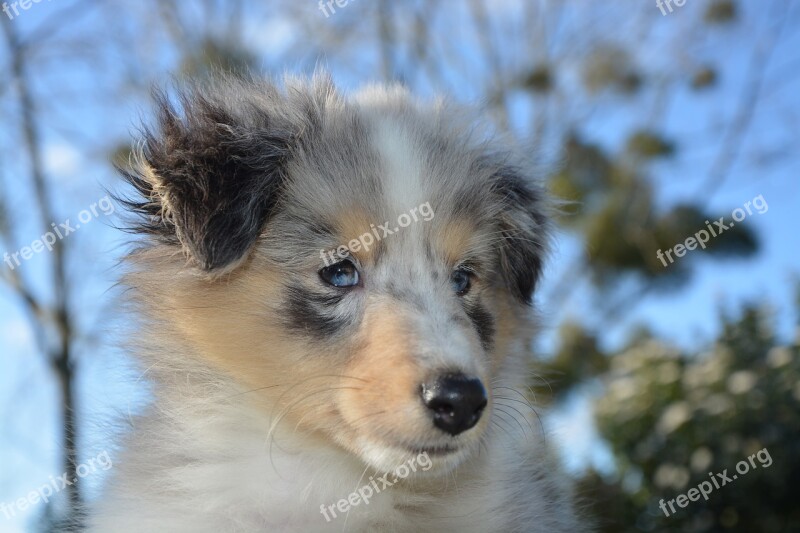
[451,268,473,295]
[320,260,360,288]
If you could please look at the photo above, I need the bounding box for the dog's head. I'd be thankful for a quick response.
[122,73,549,473]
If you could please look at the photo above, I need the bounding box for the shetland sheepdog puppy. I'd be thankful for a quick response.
[88,73,587,532]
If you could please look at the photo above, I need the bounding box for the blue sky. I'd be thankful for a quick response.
[0,1,798,530]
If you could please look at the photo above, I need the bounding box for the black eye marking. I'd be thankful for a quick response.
[464,302,495,351]
[319,260,361,288]
[283,283,354,339]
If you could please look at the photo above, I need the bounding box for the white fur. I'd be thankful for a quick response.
[87,353,583,532]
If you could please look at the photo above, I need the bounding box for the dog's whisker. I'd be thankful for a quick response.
[347,410,387,428]
[478,433,491,459]
[291,407,325,436]
[269,374,368,421]
[270,386,364,432]
[306,374,370,383]
[493,372,553,400]
[494,398,539,434]
[225,383,284,400]
[493,395,542,428]
[490,417,514,442]
[495,405,532,439]
[493,409,523,437]
[492,394,534,410]
[492,388,547,442]
[525,373,552,400]
[266,386,364,476]
[491,386,537,410]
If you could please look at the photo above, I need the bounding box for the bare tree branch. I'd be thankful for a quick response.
[701,0,789,197]
[0,14,81,528]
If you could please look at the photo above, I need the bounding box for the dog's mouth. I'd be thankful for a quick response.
[350,431,479,473]
[409,445,459,457]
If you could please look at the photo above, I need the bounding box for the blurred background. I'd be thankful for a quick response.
[0,0,798,531]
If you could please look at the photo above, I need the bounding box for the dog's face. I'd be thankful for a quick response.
[123,75,548,473]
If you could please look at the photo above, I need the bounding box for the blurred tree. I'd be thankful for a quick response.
[580,302,800,532]
[1,16,82,530]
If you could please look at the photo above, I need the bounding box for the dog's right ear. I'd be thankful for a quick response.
[119,81,296,273]
[489,162,550,305]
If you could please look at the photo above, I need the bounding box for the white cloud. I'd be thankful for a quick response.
[248,17,296,58]
[1,317,34,349]
[43,143,81,179]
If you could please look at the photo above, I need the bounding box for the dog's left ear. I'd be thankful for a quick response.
[491,164,550,305]
[120,81,297,273]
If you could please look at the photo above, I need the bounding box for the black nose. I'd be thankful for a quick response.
[420,374,488,436]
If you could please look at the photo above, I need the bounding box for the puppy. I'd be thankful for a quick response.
[88,73,587,532]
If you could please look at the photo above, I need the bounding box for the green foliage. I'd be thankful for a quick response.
[522,64,554,93]
[576,305,800,532]
[691,67,718,90]
[654,204,758,259]
[704,1,738,25]
[550,135,613,219]
[625,131,675,159]
[582,45,643,94]
[532,322,609,402]
[584,187,662,280]
[551,139,758,287]
[180,37,258,79]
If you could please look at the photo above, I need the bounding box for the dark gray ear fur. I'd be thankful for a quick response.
[489,162,551,305]
[118,75,316,272]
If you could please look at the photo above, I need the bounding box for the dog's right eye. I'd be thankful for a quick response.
[319,260,361,288]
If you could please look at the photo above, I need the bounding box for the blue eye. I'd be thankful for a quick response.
[320,261,360,288]
[451,269,472,295]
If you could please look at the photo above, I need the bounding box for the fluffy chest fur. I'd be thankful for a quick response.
[88,361,580,532]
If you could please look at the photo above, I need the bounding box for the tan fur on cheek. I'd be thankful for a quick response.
[142,258,346,423]
[337,302,429,446]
